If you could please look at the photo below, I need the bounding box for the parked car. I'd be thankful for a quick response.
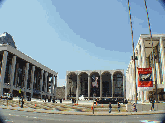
[96,98,112,104]
[1,93,13,100]
[96,98,123,104]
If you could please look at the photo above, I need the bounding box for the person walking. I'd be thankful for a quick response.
[151,99,155,111]
[117,102,120,112]
[132,103,137,112]
[109,102,112,113]
[21,96,24,108]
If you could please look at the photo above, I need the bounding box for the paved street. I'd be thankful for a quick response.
[0,109,164,123]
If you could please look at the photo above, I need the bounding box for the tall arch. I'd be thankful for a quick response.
[113,71,124,97]
[90,72,100,97]
[101,71,112,97]
[67,72,77,98]
[79,72,88,97]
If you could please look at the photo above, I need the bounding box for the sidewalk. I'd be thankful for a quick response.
[0,106,164,116]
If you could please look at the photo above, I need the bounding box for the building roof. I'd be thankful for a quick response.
[0,32,17,48]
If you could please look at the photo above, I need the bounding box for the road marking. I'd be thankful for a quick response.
[140,120,161,123]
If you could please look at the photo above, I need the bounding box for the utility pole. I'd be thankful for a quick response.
[144,0,158,103]
[133,50,137,104]
[128,0,137,104]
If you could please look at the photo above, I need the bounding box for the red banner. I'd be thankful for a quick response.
[138,67,153,87]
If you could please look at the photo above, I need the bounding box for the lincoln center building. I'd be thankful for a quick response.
[126,34,165,102]
[65,70,125,100]
[0,32,58,101]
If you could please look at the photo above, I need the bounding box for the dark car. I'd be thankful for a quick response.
[96,98,111,104]
[96,98,123,104]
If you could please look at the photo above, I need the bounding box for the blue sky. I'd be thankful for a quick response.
[0,0,164,87]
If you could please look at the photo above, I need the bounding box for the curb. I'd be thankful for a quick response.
[0,106,164,116]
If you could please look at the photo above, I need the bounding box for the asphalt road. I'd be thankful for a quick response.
[0,109,164,123]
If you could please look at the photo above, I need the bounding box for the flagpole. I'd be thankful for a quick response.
[128,0,137,104]
[144,0,157,103]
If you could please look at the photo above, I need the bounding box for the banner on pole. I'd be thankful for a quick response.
[138,67,153,90]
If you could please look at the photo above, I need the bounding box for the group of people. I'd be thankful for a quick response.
[108,102,121,113]
[108,102,138,113]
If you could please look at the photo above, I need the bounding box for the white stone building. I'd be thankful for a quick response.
[0,32,58,101]
[126,34,165,102]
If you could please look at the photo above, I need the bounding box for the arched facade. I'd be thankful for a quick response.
[67,72,77,98]
[65,70,125,100]
[113,71,124,97]
[101,71,112,97]
[90,72,100,97]
[79,72,88,97]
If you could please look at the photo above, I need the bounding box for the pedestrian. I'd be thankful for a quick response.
[109,102,112,113]
[151,99,155,111]
[21,96,24,108]
[117,102,120,112]
[132,103,137,112]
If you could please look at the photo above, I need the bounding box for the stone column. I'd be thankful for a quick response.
[141,38,146,102]
[14,63,19,87]
[138,44,142,100]
[141,39,147,68]
[155,47,161,84]
[135,49,139,100]
[82,79,85,95]
[65,75,69,100]
[100,72,102,99]
[160,37,165,84]
[131,60,135,100]
[146,57,150,101]
[130,61,134,100]
[155,47,161,102]
[123,75,125,98]
[126,71,129,99]
[52,75,54,95]
[55,76,57,98]
[36,72,39,90]
[138,44,142,67]
[129,65,132,100]
[111,74,113,97]
[55,76,57,88]
[45,72,48,93]
[52,75,55,94]
[10,56,16,93]
[88,75,91,99]
[0,51,8,96]
[51,75,54,95]
[76,74,80,101]
[153,47,158,102]
[24,63,29,100]
[31,66,35,98]
[79,81,81,96]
